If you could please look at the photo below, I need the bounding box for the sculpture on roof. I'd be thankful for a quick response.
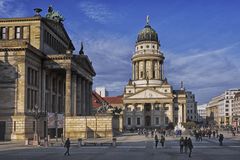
[46,5,64,23]
[79,42,84,55]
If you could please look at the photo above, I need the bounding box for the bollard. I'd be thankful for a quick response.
[112,137,117,147]
[25,139,29,145]
[78,138,82,147]
[44,137,48,147]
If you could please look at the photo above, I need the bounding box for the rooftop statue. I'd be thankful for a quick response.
[79,42,84,55]
[46,5,64,23]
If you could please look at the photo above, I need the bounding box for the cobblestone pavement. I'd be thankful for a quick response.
[0,134,240,160]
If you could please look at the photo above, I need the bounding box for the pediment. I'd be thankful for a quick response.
[42,18,75,50]
[74,55,96,76]
[126,88,170,99]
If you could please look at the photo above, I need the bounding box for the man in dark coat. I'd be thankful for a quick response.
[179,137,184,153]
[219,134,224,146]
[184,137,188,154]
[188,137,193,158]
[154,134,159,148]
[64,138,71,156]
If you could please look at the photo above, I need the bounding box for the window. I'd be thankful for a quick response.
[152,45,155,48]
[140,71,143,78]
[165,117,169,124]
[15,26,22,39]
[13,121,16,132]
[146,45,149,48]
[127,118,131,125]
[0,27,7,39]
[155,117,159,125]
[154,105,160,111]
[137,118,140,125]
[33,121,36,132]
[153,70,155,79]
[140,46,143,49]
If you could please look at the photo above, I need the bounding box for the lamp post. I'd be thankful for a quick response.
[32,104,41,145]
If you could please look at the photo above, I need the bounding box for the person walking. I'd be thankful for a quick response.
[64,138,71,156]
[184,137,188,154]
[179,137,184,153]
[219,134,224,146]
[188,137,193,158]
[154,134,159,148]
[160,135,165,148]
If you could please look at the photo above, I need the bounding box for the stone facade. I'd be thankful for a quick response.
[65,114,123,139]
[123,18,187,129]
[0,13,95,140]
[186,91,198,122]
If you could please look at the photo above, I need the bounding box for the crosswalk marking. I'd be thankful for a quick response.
[116,146,146,149]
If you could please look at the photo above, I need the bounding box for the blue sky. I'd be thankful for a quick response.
[1,0,240,104]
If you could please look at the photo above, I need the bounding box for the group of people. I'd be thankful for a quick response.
[137,128,173,138]
[154,134,165,148]
[179,137,193,158]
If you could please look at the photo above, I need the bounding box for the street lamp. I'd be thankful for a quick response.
[32,104,41,145]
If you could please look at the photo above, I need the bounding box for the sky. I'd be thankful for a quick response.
[1,0,240,104]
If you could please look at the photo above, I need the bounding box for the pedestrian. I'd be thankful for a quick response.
[155,134,159,148]
[188,137,193,158]
[160,135,165,148]
[219,134,224,146]
[179,137,184,153]
[184,137,188,154]
[64,138,71,156]
[213,130,216,138]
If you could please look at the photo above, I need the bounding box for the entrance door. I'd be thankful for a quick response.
[0,121,6,141]
[145,116,151,127]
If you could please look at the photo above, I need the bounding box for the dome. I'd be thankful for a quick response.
[137,24,158,43]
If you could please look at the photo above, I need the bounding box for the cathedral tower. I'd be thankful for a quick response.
[132,16,165,86]
[123,17,187,129]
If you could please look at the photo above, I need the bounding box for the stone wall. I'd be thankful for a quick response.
[65,114,120,140]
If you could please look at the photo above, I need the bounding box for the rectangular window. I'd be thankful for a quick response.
[165,117,169,124]
[127,117,131,125]
[137,118,140,125]
[140,71,143,78]
[15,26,21,39]
[13,121,16,132]
[155,117,159,125]
[0,27,7,39]
[33,121,36,132]
[27,88,31,109]
[154,104,160,111]
[27,68,31,85]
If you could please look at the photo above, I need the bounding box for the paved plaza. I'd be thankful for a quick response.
[0,132,240,160]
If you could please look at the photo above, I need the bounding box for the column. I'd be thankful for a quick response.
[143,60,146,79]
[135,62,139,80]
[72,74,77,116]
[169,103,174,122]
[89,82,93,115]
[183,104,187,123]
[76,76,82,115]
[161,62,164,80]
[65,69,72,116]
[151,103,154,126]
[149,60,153,79]
[85,81,89,115]
[132,62,135,80]
[81,79,86,115]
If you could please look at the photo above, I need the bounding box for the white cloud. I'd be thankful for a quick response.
[165,42,240,103]
[78,1,112,23]
[0,0,26,18]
